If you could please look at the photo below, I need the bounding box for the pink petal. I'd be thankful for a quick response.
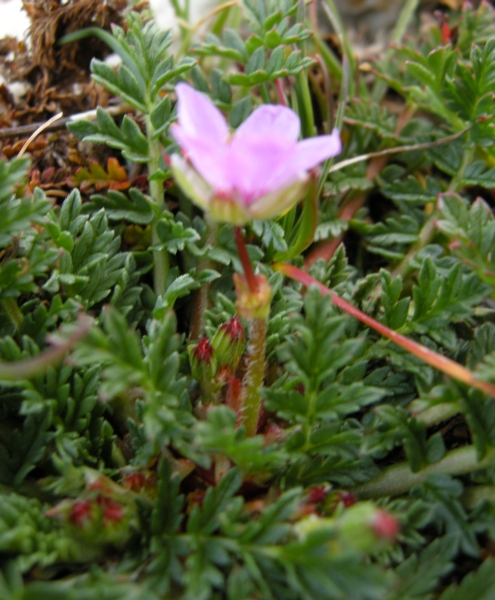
[228,133,294,204]
[289,129,342,173]
[235,105,300,143]
[171,124,232,193]
[251,130,342,196]
[175,83,229,145]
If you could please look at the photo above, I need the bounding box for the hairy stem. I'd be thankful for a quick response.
[240,316,268,436]
[354,445,495,498]
[146,114,169,297]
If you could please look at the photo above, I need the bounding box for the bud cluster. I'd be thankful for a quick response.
[46,475,139,550]
[188,316,245,403]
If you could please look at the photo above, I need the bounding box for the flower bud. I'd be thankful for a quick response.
[338,503,400,552]
[211,316,245,371]
[323,490,357,513]
[188,337,217,382]
[295,502,399,555]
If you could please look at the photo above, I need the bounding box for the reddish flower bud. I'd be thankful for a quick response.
[69,500,93,527]
[101,497,125,525]
[212,316,245,371]
[372,509,400,542]
[306,486,329,505]
[324,490,357,513]
[188,337,217,383]
[193,337,215,362]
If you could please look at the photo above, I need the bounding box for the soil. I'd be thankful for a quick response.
[0,0,132,199]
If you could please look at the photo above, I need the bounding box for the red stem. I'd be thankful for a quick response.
[274,78,287,106]
[275,263,495,398]
[234,226,258,294]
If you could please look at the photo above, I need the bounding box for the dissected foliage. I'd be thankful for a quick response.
[1,0,495,598]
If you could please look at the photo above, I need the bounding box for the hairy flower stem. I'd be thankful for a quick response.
[233,232,272,436]
[240,316,267,436]
[234,227,258,294]
[146,115,169,297]
[354,445,495,499]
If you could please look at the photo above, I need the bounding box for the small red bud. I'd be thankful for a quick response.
[306,486,329,504]
[188,337,217,386]
[337,491,357,508]
[222,316,244,340]
[193,337,214,363]
[69,500,93,527]
[211,316,245,371]
[102,497,125,525]
[372,509,400,541]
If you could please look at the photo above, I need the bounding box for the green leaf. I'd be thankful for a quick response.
[186,468,242,535]
[245,47,265,75]
[88,188,154,224]
[155,217,201,253]
[439,558,495,600]
[229,96,252,128]
[394,536,456,599]
[0,157,30,203]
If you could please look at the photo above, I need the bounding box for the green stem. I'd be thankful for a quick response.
[354,445,495,499]
[1,297,24,331]
[146,114,169,297]
[294,71,316,138]
[240,316,268,436]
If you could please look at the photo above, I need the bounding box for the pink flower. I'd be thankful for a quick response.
[170,83,342,224]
